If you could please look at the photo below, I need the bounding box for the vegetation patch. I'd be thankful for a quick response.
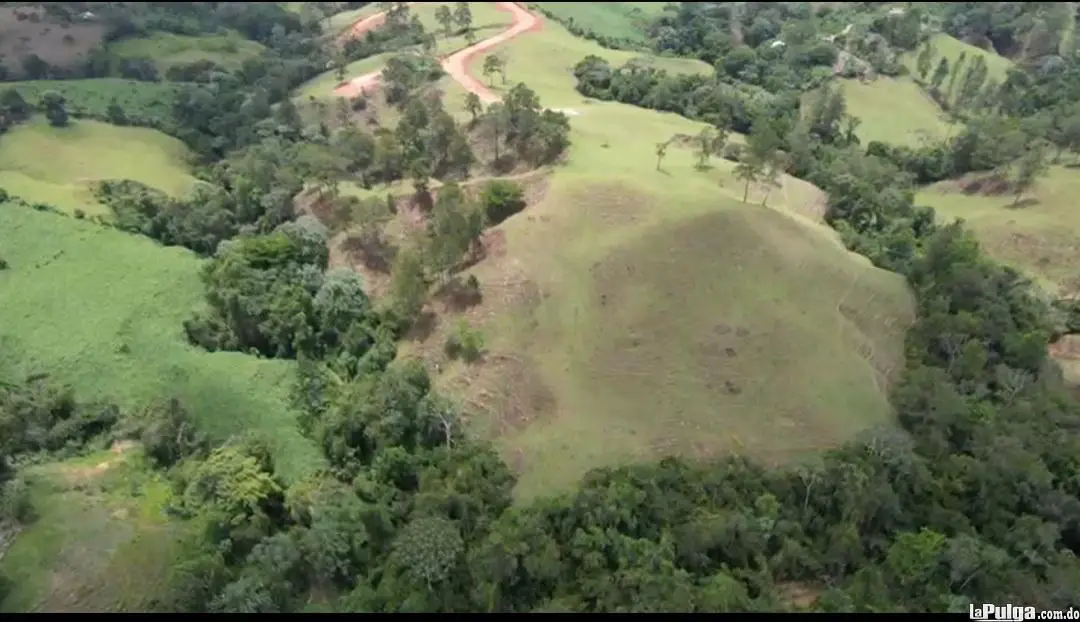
[0,204,324,482]
[0,449,188,613]
[0,117,196,216]
[528,2,661,48]
[108,31,265,72]
[917,165,1080,296]
[3,79,183,128]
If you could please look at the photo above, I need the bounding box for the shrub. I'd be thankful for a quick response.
[479,179,526,226]
[444,318,484,363]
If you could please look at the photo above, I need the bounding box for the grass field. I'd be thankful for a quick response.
[328,12,916,498]
[4,79,183,127]
[0,448,188,612]
[904,33,1014,85]
[530,2,668,45]
[841,31,1013,147]
[917,165,1080,296]
[839,76,954,146]
[0,204,324,483]
[109,31,265,72]
[0,117,197,216]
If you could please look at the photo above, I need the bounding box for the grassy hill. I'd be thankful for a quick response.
[839,76,954,146]
[0,204,324,483]
[0,117,197,216]
[322,12,914,498]
[841,32,1015,147]
[108,31,265,72]
[904,32,1014,85]
[916,165,1080,296]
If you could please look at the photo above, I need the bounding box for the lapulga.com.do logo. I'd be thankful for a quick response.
[970,604,1080,621]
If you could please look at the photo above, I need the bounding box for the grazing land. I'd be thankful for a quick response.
[108,32,265,72]
[3,79,183,126]
[0,204,324,482]
[917,166,1080,296]
[838,77,954,146]
[0,117,197,216]
[329,11,913,498]
[529,2,665,46]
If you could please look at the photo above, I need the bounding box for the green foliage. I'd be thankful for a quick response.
[444,319,484,363]
[393,515,464,587]
[478,179,525,225]
[2,80,183,130]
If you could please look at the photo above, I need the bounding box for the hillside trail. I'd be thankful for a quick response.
[334,2,543,102]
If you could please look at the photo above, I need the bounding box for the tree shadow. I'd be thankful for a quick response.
[1005,197,1040,210]
[341,232,396,273]
[434,274,484,312]
[404,309,438,342]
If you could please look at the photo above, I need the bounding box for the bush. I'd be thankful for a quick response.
[0,256,7,271]
[479,179,526,226]
[721,143,744,162]
[444,318,484,363]
[0,475,34,524]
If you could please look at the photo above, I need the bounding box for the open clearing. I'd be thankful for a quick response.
[903,33,1014,85]
[0,6,107,77]
[917,166,1080,297]
[530,2,664,45]
[843,32,1014,147]
[0,117,197,216]
[0,204,324,483]
[0,447,187,612]
[839,76,954,146]
[325,6,914,499]
[4,79,183,127]
[108,31,265,72]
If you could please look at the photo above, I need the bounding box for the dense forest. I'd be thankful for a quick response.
[2,1,1080,613]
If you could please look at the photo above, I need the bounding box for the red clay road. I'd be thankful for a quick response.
[333,2,542,101]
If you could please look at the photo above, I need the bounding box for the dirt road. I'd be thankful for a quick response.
[333,2,542,101]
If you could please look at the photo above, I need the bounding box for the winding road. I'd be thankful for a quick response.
[333,2,543,102]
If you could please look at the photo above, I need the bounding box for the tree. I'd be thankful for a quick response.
[655,139,670,171]
[434,4,454,37]
[737,115,782,203]
[464,91,483,125]
[694,127,715,170]
[945,51,967,105]
[916,42,936,83]
[393,515,464,589]
[106,99,126,125]
[1011,139,1050,206]
[427,182,485,280]
[464,26,477,44]
[482,55,506,87]
[453,2,472,32]
[389,245,428,321]
[41,91,68,127]
[930,57,950,91]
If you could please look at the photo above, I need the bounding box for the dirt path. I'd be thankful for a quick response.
[333,2,543,102]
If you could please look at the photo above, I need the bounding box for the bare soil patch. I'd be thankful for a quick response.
[0,7,107,77]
